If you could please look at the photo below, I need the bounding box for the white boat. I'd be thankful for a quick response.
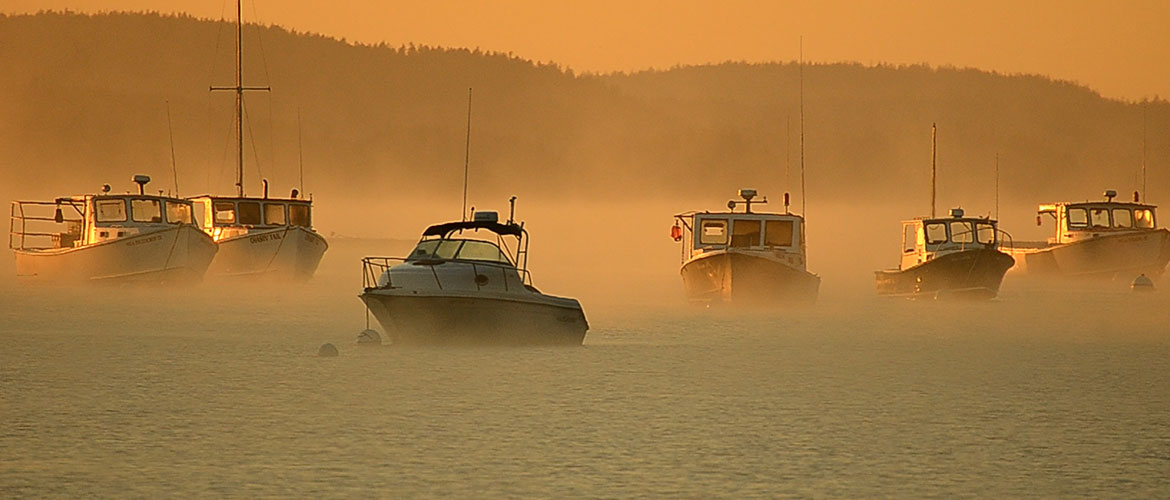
[9,175,217,283]
[188,190,327,280]
[194,0,328,281]
[360,207,588,345]
[672,189,820,305]
[1009,190,1170,281]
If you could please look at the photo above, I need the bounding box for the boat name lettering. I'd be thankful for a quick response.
[126,234,163,246]
[250,232,283,244]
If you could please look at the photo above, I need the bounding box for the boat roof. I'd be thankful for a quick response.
[675,210,803,219]
[423,220,524,238]
[908,216,997,224]
[1039,201,1156,212]
[186,195,310,204]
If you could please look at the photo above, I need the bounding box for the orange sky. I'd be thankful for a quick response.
[5,0,1169,101]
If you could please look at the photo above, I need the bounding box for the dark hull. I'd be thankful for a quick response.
[680,250,820,305]
[360,292,588,346]
[875,248,1015,299]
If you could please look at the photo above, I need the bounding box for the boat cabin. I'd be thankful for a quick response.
[1038,190,1157,245]
[10,176,197,251]
[673,190,808,269]
[187,195,313,241]
[406,211,525,269]
[899,209,1000,270]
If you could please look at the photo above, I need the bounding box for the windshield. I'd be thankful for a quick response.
[165,201,192,224]
[131,198,162,223]
[95,199,127,223]
[407,238,514,264]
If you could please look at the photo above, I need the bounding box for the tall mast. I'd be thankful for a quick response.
[799,36,806,217]
[931,123,937,218]
[211,0,269,198]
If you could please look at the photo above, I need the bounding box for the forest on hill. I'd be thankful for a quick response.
[2,11,1168,221]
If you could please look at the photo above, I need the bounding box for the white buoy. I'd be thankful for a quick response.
[1132,274,1155,292]
[356,329,382,346]
[318,343,339,357]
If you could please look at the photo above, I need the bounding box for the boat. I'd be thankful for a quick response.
[875,208,1015,299]
[359,203,588,345]
[1008,190,1170,281]
[192,0,328,281]
[672,189,820,305]
[9,175,217,283]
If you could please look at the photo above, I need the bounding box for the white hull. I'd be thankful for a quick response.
[209,226,328,281]
[361,289,588,345]
[13,225,217,284]
[1008,229,1170,280]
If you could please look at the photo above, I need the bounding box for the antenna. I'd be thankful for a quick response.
[799,36,806,218]
[992,152,1001,218]
[166,100,179,195]
[462,87,473,222]
[297,107,304,197]
[931,123,937,218]
[210,0,270,198]
[785,114,790,193]
[1142,104,1147,199]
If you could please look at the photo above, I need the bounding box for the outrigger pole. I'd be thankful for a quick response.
[211,0,269,198]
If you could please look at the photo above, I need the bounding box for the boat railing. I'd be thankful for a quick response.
[996,229,1014,254]
[362,256,534,292]
[9,201,84,251]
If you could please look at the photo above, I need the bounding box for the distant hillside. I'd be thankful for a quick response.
[2,11,1168,212]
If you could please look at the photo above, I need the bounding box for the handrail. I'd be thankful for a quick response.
[361,256,533,291]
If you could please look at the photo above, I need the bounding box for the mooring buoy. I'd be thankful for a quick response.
[1132,274,1155,292]
[318,343,339,357]
[356,329,382,346]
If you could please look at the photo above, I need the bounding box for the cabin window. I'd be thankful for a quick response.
[1135,209,1155,228]
[950,221,974,244]
[192,200,208,228]
[165,201,192,224]
[925,223,947,245]
[95,199,127,222]
[456,240,512,264]
[699,219,728,245]
[976,223,996,244]
[434,240,462,260]
[730,219,762,247]
[214,201,236,224]
[903,224,917,253]
[238,202,261,225]
[1112,209,1133,228]
[765,220,794,246]
[409,240,441,260]
[131,199,162,223]
[289,204,311,227]
[264,203,287,225]
[1090,208,1110,229]
[1067,208,1088,229]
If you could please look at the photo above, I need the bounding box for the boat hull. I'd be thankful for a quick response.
[875,248,1015,299]
[360,291,588,346]
[13,225,217,284]
[1010,229,1170,281]
[209,226,328,281]
[680,250,820,305]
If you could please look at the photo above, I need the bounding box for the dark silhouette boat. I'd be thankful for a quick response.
[875,208,1015,299]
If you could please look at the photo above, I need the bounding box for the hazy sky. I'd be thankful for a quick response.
[5,0,1169,101]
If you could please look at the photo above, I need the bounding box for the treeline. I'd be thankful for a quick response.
[1,11,1167,209]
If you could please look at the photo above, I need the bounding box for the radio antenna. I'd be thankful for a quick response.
[799,36,806,217]
[462,87,473,222]
[166,100,179,195]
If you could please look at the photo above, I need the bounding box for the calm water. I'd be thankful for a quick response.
[2,249,1169,497]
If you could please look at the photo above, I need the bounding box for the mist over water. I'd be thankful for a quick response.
[3,226,1170,496]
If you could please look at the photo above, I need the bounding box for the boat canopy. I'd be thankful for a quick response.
[1036,192,1159,245]
[423,220,524,238]
[898,211,1002,271]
